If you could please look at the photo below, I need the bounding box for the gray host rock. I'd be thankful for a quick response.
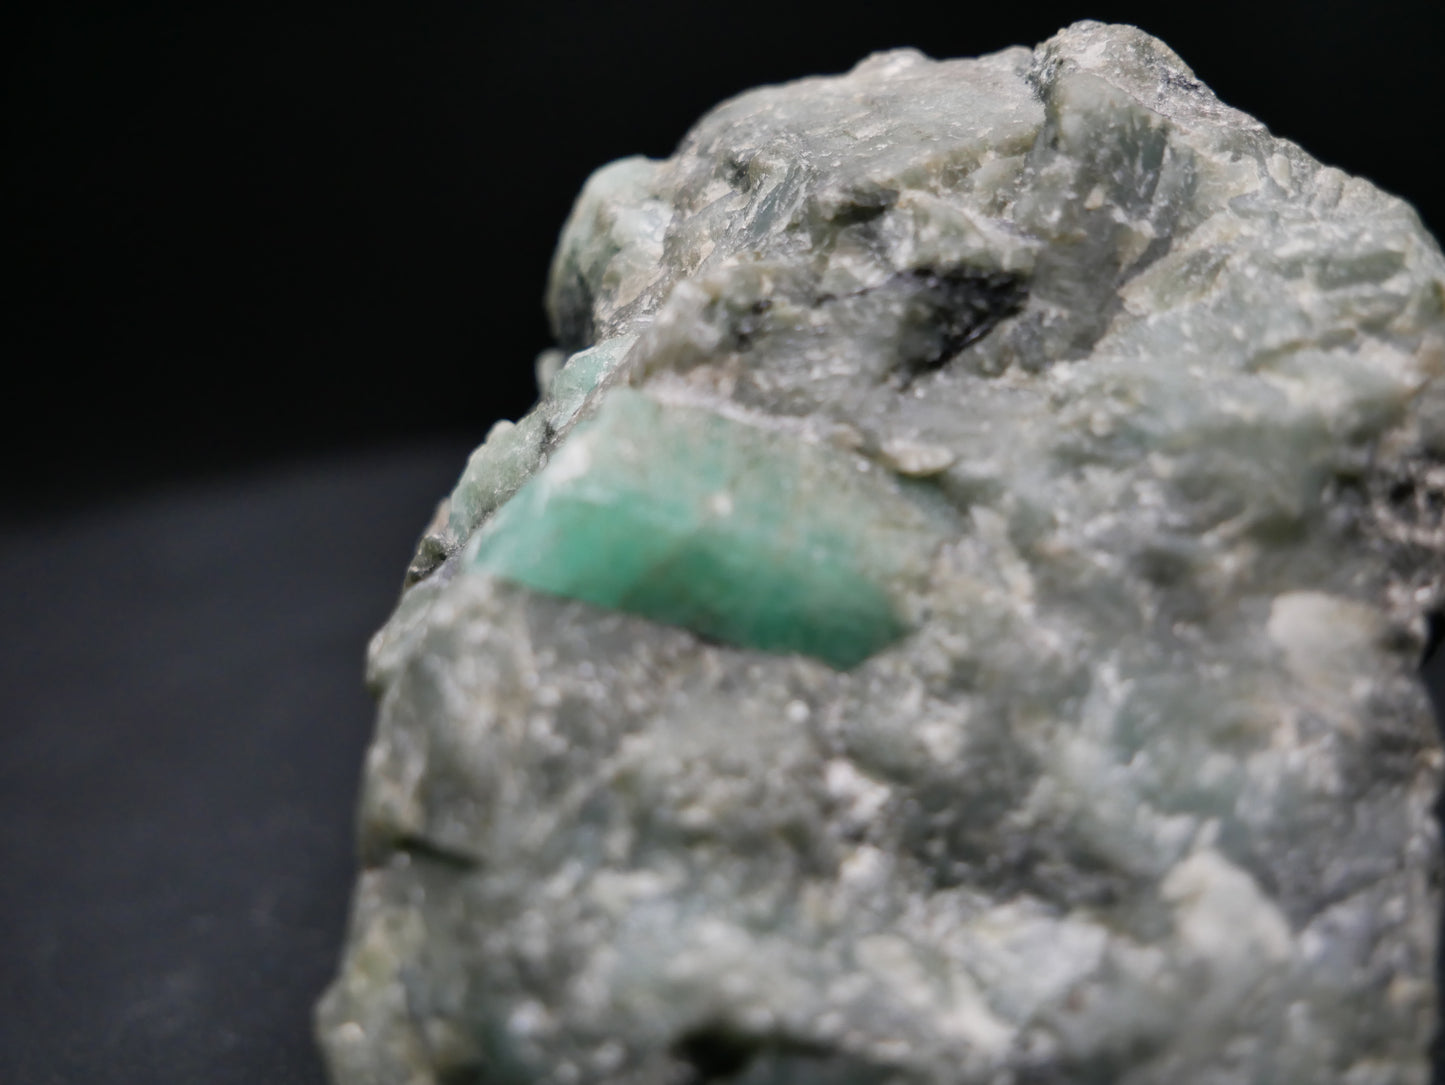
[318,21,1445,1085]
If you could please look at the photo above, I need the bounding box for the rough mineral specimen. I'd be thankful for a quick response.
[319,21,1445,1085]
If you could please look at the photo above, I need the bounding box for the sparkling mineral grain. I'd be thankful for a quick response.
[318,21,1445,1084]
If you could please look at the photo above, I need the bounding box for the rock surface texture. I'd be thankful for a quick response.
[318,22,1445,1085]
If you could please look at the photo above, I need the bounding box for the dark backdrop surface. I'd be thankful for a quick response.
[4,2,1445,1083]
[0,444,475,1084]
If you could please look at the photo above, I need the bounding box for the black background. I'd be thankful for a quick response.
[3,2,1445,1082]
[6,0,1445,515]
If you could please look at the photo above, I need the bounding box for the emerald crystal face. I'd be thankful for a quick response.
[467,389,944,668]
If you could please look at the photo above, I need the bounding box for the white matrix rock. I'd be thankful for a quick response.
[319,21,1445,1085]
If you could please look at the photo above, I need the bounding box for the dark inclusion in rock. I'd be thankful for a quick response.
[879,267,1029,377]
[318,20,1445,1085]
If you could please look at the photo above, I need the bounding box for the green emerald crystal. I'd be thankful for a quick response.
[445,336,638,545]
[542,334,636,429]
[467,389,943,667]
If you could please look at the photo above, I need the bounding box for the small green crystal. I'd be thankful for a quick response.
[445,412,545,540]
[542,334,636,429]
[467,389,943,667]
[444,335,638,546]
